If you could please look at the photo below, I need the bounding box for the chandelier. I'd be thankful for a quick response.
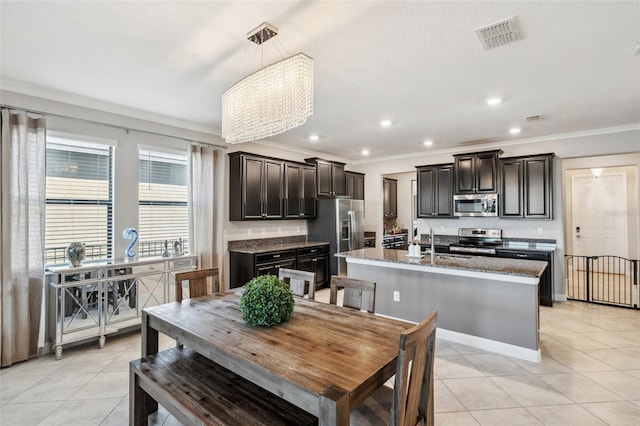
[222,22,313,144]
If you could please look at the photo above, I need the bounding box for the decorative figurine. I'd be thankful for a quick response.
[173,238,183,257]
[162,240,171,258]
[123,228,139,259]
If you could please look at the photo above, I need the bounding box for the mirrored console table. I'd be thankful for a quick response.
[45,255,196,359]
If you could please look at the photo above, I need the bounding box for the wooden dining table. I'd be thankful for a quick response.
[140,288,412,425]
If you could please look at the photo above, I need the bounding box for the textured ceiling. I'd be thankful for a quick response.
[1,1,639,161]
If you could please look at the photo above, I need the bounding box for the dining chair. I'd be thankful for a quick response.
[278,268,317,299]
[350,310,438,426]
[175,267,219,302]
[329,276,376,313]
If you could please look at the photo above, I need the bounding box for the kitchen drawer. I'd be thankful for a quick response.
[255,259,296,277]
[255,250,296,264]
[297,245,328,257]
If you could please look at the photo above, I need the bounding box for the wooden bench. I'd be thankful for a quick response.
[130,347,318,426]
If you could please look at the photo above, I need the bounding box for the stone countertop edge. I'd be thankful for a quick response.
[335,248,547,280]
[229,241,330,254]
[418,235,557,251]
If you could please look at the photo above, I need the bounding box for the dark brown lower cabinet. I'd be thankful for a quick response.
[496,249,554,307]
[229,244,329,289]
[296,246,329,290]
[229,249,296,288]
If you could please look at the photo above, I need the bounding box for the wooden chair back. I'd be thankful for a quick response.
[391,310,438,426]
[277,268,316,299]
[329,276,376,313]
[175,267,219,302]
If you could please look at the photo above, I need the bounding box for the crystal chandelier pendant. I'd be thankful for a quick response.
[221,23,314,144]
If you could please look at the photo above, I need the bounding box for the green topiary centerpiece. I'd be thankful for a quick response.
[240,275,294,327]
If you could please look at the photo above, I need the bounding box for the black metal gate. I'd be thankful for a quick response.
[565,255,639,309]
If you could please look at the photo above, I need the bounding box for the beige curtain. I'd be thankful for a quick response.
[189,145,223,290]
[1,109,46,367]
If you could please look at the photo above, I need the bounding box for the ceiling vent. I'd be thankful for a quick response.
[475,17,521,49]
[525,114,543,122]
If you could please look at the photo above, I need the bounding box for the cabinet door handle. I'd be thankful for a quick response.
[273,254,280,258]
[310,249,317,253]
[312,258,317,262]
[516,254,528,258]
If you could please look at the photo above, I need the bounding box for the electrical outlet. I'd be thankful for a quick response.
[277,226,282,234]
[248,228,252,236]
[393,291,400,302]
[261,228,266,235]
[296,226,300,233]
[537,228,543,236]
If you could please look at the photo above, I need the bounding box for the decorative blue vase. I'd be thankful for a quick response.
[123,228,139,259]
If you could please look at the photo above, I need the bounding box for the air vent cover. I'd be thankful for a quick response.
[525,114,543,122]
[475,17,521,49]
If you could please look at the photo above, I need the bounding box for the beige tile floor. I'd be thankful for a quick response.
[1,291,639,425]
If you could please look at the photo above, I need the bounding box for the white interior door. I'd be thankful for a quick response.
[571,173,629,262]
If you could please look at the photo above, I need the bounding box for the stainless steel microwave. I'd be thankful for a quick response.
[453,193,498,217]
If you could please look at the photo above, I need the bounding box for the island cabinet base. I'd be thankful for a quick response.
[346,259,541,362]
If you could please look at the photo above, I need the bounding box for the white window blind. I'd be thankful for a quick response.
[45,137,113,265]
[138,149,189,257]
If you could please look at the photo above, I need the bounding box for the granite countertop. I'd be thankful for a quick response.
[229,241,330,255]
[498,239,556,252]
[419,235,459,245]
[335,247,547,278]
[419,234,556,252]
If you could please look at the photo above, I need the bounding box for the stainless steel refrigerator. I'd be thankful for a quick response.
[307,198,365,276]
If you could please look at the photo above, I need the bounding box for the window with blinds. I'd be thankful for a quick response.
[45,137,113,265]
[138,149,189,257]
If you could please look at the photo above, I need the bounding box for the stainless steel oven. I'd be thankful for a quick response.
[453,193,498,217]
[449,228,502,256]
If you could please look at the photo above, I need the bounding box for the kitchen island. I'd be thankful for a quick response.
[336,248,547,362]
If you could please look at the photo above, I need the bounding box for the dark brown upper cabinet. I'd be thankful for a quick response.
[416,163,454,218]
[229,152,283,220]
[454,150,502,194]
[345,171,365,200]
[383,178,398,219]
[305,158,345,197]
[500,153,554,219]
[283,162,316,219]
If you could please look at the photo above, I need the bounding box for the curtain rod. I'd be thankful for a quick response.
[1,104,228,149]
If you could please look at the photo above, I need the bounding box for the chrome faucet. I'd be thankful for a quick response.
[430,227,435,264]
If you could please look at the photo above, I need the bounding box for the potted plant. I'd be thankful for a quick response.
[240,275,294,327]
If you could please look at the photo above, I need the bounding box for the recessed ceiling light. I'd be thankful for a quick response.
[309,134,319,141]
[509,127,521,135]
[423,140,434,147]
[486,97,502,106]
[379,119,392,127]
[361,149,370,156]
